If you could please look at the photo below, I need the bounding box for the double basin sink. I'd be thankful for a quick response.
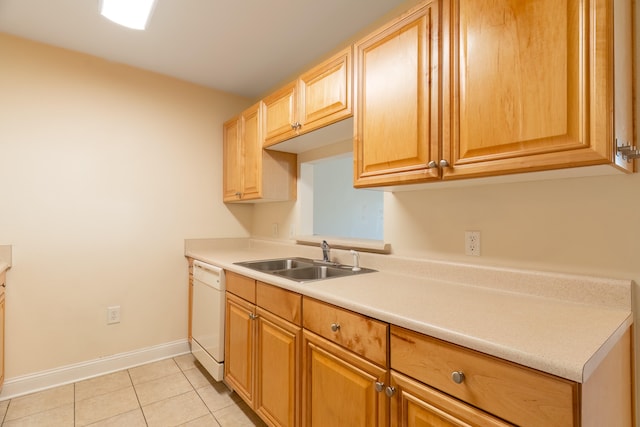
[234,257,376,283]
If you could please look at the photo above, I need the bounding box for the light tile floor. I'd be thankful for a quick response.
[0,354,267,427]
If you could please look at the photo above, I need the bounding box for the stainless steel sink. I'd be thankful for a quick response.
[235,257,314,272]
[234,257,376,283]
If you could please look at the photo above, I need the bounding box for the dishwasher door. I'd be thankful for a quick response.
[192,260,225,381]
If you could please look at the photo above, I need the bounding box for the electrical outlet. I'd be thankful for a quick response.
[107,306,121,324]
[289,223,296,239]
[271,223,279,238]
[465,231,481,256]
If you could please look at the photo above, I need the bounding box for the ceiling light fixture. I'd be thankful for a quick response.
[99,0,157,30]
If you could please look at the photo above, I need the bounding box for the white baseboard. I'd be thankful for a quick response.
[0,339,191,401]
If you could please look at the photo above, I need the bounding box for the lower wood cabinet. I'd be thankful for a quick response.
[221,272,632,426]
[302,330,388,427]
[0,271,5,389]
[390,371,511,427]
[224,292,255,405]
[390,325,634,427]
[255,307,301,427]
[224,273,301,427]
[302,297,389,426]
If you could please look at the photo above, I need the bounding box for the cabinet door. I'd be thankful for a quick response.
[256,308,301,427]
[299,47,352,133]
[263,81,298,146]
[222,117,242,201]
[187,259,193,342]
[224,292,255,405]
[241,102,263,200]
[354,1,440,188]
[390,371,512,427]
[443,0,618,178]
[0,274,4,388]
[302,330,388,427]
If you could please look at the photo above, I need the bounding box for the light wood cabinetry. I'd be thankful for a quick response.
[0,271,5,389]
[353,0,634,189]
[224,272,302,427]
[302,297,389,426]
[441,0,634,179]
[211,266,632,426]
[353,0,440,188]
[225,291,256,404]
[223,102,297,203]
[390,371,511,427]
[263,47,352,148]
[390,325,634,426]
[187,258,193,341]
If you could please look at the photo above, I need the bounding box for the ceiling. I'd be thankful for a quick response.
[0,0,407,99]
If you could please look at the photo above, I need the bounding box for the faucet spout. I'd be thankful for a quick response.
[321,240,331,262]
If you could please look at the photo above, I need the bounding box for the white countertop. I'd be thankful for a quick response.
[185,238,633,384]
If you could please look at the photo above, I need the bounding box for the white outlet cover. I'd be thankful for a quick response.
[465,231,481,256]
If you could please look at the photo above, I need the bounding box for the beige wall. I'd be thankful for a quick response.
[0,33,252,377]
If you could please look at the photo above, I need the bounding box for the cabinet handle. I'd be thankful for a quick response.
[439,159,450,168]
[385,386,396,397]
[427,160,438,169]
[375,381,385,392]
[330,323,340,332]
[291,121,302,130]
[235,192,242,198]
[451,371,465,384]
[249,313,258,320]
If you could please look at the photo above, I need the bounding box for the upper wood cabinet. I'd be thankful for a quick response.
[263,47,352,148]
[353,0,634,189]
[223,101,297,203]
[353,1,440,188]
[441,0,635,179]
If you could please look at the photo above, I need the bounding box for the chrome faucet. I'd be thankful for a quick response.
[321,240,331,262]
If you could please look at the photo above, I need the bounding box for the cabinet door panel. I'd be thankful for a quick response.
[224,293,255,404]
[0,273,4,388]
[444,0,614,178]
[263,82,298,146]
[302,331,387,427]
[390,372,513,427]
[222,118,242,201]
[299,47,352,131]
[241,103,263,200]
[354,2,440,187]
[256,309,301,427]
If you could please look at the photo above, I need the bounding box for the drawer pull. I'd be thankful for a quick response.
[375,382,385,392]
[330,323,341,332]
[451,371,465,384]
[385,386,396,397]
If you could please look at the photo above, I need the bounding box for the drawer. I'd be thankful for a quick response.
[391,326,578,427]
[225,271,256,303]
[303,297,388,366]
[256,281,301,325]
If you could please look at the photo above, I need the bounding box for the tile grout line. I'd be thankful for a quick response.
[127,368,149,426]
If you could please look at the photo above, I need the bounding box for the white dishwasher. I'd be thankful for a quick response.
[191,260,225,381]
